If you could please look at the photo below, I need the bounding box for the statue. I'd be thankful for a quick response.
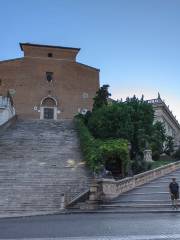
[143,149,153,162]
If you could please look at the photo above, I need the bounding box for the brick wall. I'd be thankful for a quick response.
[0,44,100,119]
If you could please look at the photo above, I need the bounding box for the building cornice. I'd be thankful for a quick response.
[0,58,23,64]
[20,43,80,52]
[147,98,180,130]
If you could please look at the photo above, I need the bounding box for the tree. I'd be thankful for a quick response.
[87,96,155,173]
[88,103,133,139]
[164,136,174,156]
[92,84,111,111]
[125,96,154,161]
[173,146,180,160]
[150,121,166,160]
[75,116,130,176]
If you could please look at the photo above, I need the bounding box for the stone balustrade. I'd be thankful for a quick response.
[100,161,180,200]
[0,96,16,126]
[0,115,17,134]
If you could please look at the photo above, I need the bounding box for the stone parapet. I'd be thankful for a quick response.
[0,115,17,133]
[100,161,180,200]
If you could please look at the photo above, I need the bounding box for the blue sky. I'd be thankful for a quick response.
[0,0,180,120]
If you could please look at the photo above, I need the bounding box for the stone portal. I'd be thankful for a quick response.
[40,97,57,120]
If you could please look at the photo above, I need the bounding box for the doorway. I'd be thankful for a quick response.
[40,97,57,120]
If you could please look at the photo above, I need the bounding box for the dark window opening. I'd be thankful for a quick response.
[46,72,53,82]
[0,79,2,86]
[48,53,53,57]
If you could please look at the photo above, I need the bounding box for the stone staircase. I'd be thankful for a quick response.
[99,169,180,213]
[0,119,92,216]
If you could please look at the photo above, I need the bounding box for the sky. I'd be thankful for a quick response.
[0,0,180,121]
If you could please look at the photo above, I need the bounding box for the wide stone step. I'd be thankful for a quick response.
[100,203,174,208]
[0,119,92,215]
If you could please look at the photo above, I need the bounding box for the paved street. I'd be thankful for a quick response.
[0,212,180,239]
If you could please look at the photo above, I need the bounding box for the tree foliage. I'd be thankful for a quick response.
[150,121,166,160]
[164,136,174,156]
[92,84,111,111]
[74,115,102,173]
[75,116,130,175]
[98,139,130,177]
[76,85,169,175]
[173,146,180,160]
[88,95,155,165]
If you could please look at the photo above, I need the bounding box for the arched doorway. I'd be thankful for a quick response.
[40,97,57,120]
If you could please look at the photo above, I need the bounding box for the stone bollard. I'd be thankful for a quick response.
[60,193,66,210]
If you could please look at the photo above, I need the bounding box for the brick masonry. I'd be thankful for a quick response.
[0,43,100,119]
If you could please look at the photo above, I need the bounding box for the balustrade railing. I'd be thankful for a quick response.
[100,161,180,200]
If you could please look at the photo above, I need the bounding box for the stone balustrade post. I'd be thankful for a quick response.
[86,179,103,210]
[60,193,66,210]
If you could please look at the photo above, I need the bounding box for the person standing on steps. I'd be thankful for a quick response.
[169,178,179,209]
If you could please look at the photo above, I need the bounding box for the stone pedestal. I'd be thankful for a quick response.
[60,193,66,210]
[143,149,153,162]
[85,179,103,210]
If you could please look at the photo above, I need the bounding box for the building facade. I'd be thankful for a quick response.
[0,43,100,120]
[148,95,180,149]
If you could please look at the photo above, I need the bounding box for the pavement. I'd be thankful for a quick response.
[0,212,180,239]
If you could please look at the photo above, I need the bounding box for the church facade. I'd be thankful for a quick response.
[0,43,100,120]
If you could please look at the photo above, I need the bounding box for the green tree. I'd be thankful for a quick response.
[151,121,166,160]
[87,95,154,173]
[125,96,154,160]
[99,139,130,178]
[92,84,111,111]
[164,136,174,156]
[75,116,130,176]
[173,146,180,160]
[88,103,133,140]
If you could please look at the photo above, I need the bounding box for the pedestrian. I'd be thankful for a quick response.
[169,178,179,209]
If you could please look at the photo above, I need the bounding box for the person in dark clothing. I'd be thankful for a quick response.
[169,178,179,209]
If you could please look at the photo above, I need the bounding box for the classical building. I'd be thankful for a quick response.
[147,94,180,149]
[0,43,100,120]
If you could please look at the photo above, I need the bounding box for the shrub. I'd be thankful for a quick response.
[74,116,102,173]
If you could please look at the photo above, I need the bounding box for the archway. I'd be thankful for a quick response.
[40,97,57,120]
[105,158,123,180]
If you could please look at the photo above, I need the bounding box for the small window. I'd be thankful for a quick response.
[46,72,53,82]
[48,53,53,58]
[0,79,2,86]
